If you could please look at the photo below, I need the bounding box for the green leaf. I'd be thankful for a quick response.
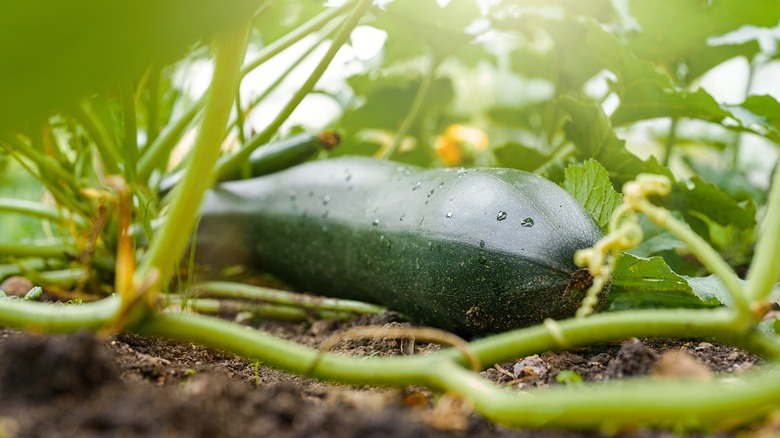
[683,275,736,308]
[562,159,621,229]
[343,76,454,131]
[568,20,729,125]
[561,97,672,187]
[685,41,762,82]
[0,0,265,131]
[723,95,780,144]
[492,142,548,172]
[663,176,756,230]
[626,0,780,67]
[374,0,480,61]
[608,254,719,310]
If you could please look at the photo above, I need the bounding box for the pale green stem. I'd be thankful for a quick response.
[214,0,373,181]
[379,56,437,160]
[435,360,780,429]
[137,99,203,181]
[120,79,138,182]
[637,199,752,323]
[169,296,362,321]
[136,24,250,289]
[0,198,87,228]
[0,296,119,332]
[746,160,780,302]
[71,103,121,174]
[239,2,352,76]
[2,135,79,190]
[193,281,387,314]
[0,242,76,259]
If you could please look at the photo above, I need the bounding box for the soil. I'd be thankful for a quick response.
[0,310,769,437]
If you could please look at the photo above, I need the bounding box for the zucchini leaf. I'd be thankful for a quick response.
[608,254,720,310]
[562,159,621,230]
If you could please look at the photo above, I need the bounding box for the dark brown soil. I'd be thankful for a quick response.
[0,312,767,437]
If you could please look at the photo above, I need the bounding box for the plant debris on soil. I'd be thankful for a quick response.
[0,311,769,437]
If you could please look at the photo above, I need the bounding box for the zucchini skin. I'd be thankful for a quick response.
[196,157,607,335]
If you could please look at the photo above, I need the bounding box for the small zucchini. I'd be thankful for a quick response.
[196,157,607,335]
[159,131,339,194]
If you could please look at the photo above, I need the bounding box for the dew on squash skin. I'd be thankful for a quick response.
[322,195,331,205]
[521,217,535,227]
[427,189,435,197]
[446,212,453,218]
[496,211,508,221]
[372,219,379,226]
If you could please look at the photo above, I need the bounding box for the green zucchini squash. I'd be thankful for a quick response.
[159,131,339,194]
[195,156,607,335]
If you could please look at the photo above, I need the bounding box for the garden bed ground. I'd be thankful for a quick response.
[0,311,771,437]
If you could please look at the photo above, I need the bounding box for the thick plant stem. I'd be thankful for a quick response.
[214,0,373,181]
[746,160,780,302]
[0,296,118,332]
[435,360,780,429]
[134,24,251,307]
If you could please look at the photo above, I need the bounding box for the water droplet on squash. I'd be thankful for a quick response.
[372,219,379,226]
[427,189,435,197]
[446,212,453,218]
[322,195,331,205]
[521,217,534,227]
[496,211,507,221]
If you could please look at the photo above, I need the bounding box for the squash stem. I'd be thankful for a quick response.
[133,23,251,311]
[214,0,373,181]
[745,159,780,302]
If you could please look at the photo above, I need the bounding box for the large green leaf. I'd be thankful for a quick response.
[561,97,672,187]
[0,0,265,132]
[663,176,757,230]
[609,254,720,310]
[626,0,780,67]
[372,0,480,62]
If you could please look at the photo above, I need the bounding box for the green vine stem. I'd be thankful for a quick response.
[0,242,76,259]
[0,198,87,229]
[1,135,79,191]
[239,2,353,77]
[622,176,752,324]
[70,103,121,175]
[119,79,138,183]
[746,160,780,302]
[214,0,373,181]
[170,296,367,321]
[133,23,251,308]
[137,101,203,181]
[379,53,438,160]
[137,3,350,183]
[3,295,780,429]
[232,18,343,139]
[192,281,387,315]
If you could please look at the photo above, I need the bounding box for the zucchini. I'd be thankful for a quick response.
[195,157,607,335]
[158,131,339,194]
